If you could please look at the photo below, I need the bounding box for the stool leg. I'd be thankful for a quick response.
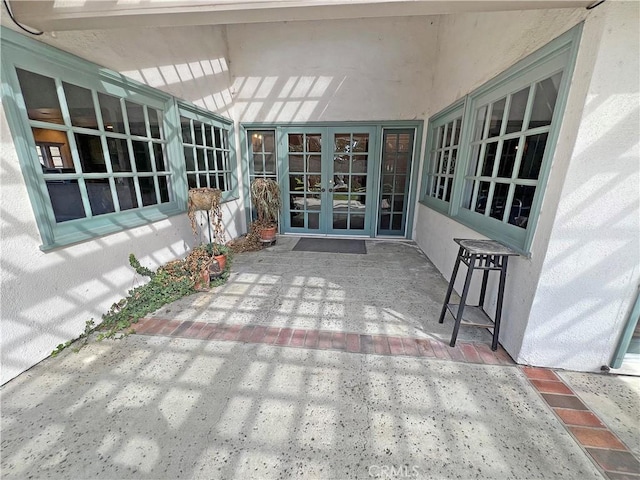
[450,254,476,347]
[492,256,509,351]
[439,246,464,324]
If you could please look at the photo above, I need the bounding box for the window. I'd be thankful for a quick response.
[423,104,463,206]
[1,27,237,249]
[179,103,234,194]
[248,130,277,181]
[420,25,581,252]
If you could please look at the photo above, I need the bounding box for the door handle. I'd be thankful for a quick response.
[328,188,333,192]
[321,188,326,192]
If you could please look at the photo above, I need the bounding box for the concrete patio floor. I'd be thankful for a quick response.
[1,237,638,479]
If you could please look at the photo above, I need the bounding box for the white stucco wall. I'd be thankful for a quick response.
[520,0,640,371]
[226,16,437,123]
[0,24,243,384]
[414,2,640,371]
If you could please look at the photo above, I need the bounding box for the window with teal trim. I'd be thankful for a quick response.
[16,68,173,223]
[179,105,233,192]
[0,27,239,249]
[420,25,580,252]
[424,108,463,204]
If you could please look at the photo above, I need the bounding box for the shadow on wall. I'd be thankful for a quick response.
[0,145,197,383]
[525,93,640,368]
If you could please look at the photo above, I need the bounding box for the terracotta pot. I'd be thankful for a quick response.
[260,225,277,242]
[195,269,210,291]
[214,254,226,272]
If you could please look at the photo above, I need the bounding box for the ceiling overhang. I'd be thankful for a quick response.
[7,0,593,31]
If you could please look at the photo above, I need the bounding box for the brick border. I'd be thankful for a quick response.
[133,317,515,366]
[522,367,640,479]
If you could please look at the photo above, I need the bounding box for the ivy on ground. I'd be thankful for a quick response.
[51,246,232,355]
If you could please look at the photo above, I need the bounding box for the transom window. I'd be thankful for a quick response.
[420,25,580,252]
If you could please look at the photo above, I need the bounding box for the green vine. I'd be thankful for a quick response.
[50,246,232,355]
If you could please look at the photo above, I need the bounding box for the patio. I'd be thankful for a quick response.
[1,238,638,479]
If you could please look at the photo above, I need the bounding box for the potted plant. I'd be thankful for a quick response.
[187,187,229,270]
[250,178,281,243]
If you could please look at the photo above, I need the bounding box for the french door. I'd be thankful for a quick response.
[281,126,377,236]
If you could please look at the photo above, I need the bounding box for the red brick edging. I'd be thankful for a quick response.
[132,317,515,366]
[522,367,640,479]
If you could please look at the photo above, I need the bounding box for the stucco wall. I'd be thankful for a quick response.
[519,0,640,371]
[414,2,640,371]
[0,24,242,384]
[226,16,437,123]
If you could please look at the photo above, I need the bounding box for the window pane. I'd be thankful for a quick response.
[126,101,146,137]
[518,133,548,179]
[481,142,498,177]
[139,177,157,206]
[264,154,276,174]
[184,147,195,172]
[289,134,304,152]
[208,151,217,171]
[444,122,454,147]
[529,72,562,129]
[488,98,506,138]
[193,122,203,145]
[98,93,126,134]
[63,82,98,129]
[196,149,206,171]
[46,180,85,222]
[352,134,368,152]
[75,133,107,173]
[16,69,64,125]
[115,177,138,210]
[153,143,166,171]
[474,105,488,141]
[33,128,74,172]
[214,128,222,149]
[253,154,264,173]
[497,138,518,178]
[86,179,115,215]
[180,117,192,143]
[149,108,163,139]
[509,185,536,228]
[209,174,218,189]
[290,155,304,172]
[132,141,152,172]
[453,118,462,146]
[158,176,170,203]
[107,138,132,172]
[449,150,457,174]
[444,178,453,202]
[263,131,275,152]
[204,125,213,147]
[187,174,197,189]
[216,151,226,171]
[490,183,510,220]
[505,87,530,134]
[198,173,207,188]
[475,181,490,214]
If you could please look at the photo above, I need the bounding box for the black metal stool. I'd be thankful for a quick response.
[438,238,519,351]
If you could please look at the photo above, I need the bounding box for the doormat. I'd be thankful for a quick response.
[292,238,367,254]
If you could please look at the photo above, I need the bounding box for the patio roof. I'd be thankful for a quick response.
[10,0,594,30]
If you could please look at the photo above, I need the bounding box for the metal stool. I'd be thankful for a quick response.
[438,238,519,351]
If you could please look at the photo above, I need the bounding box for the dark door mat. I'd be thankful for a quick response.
[292,238,367,254]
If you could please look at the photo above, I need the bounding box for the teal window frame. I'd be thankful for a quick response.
[420,24,582,254]
[0,27,237,250]
[178,101,237,203]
